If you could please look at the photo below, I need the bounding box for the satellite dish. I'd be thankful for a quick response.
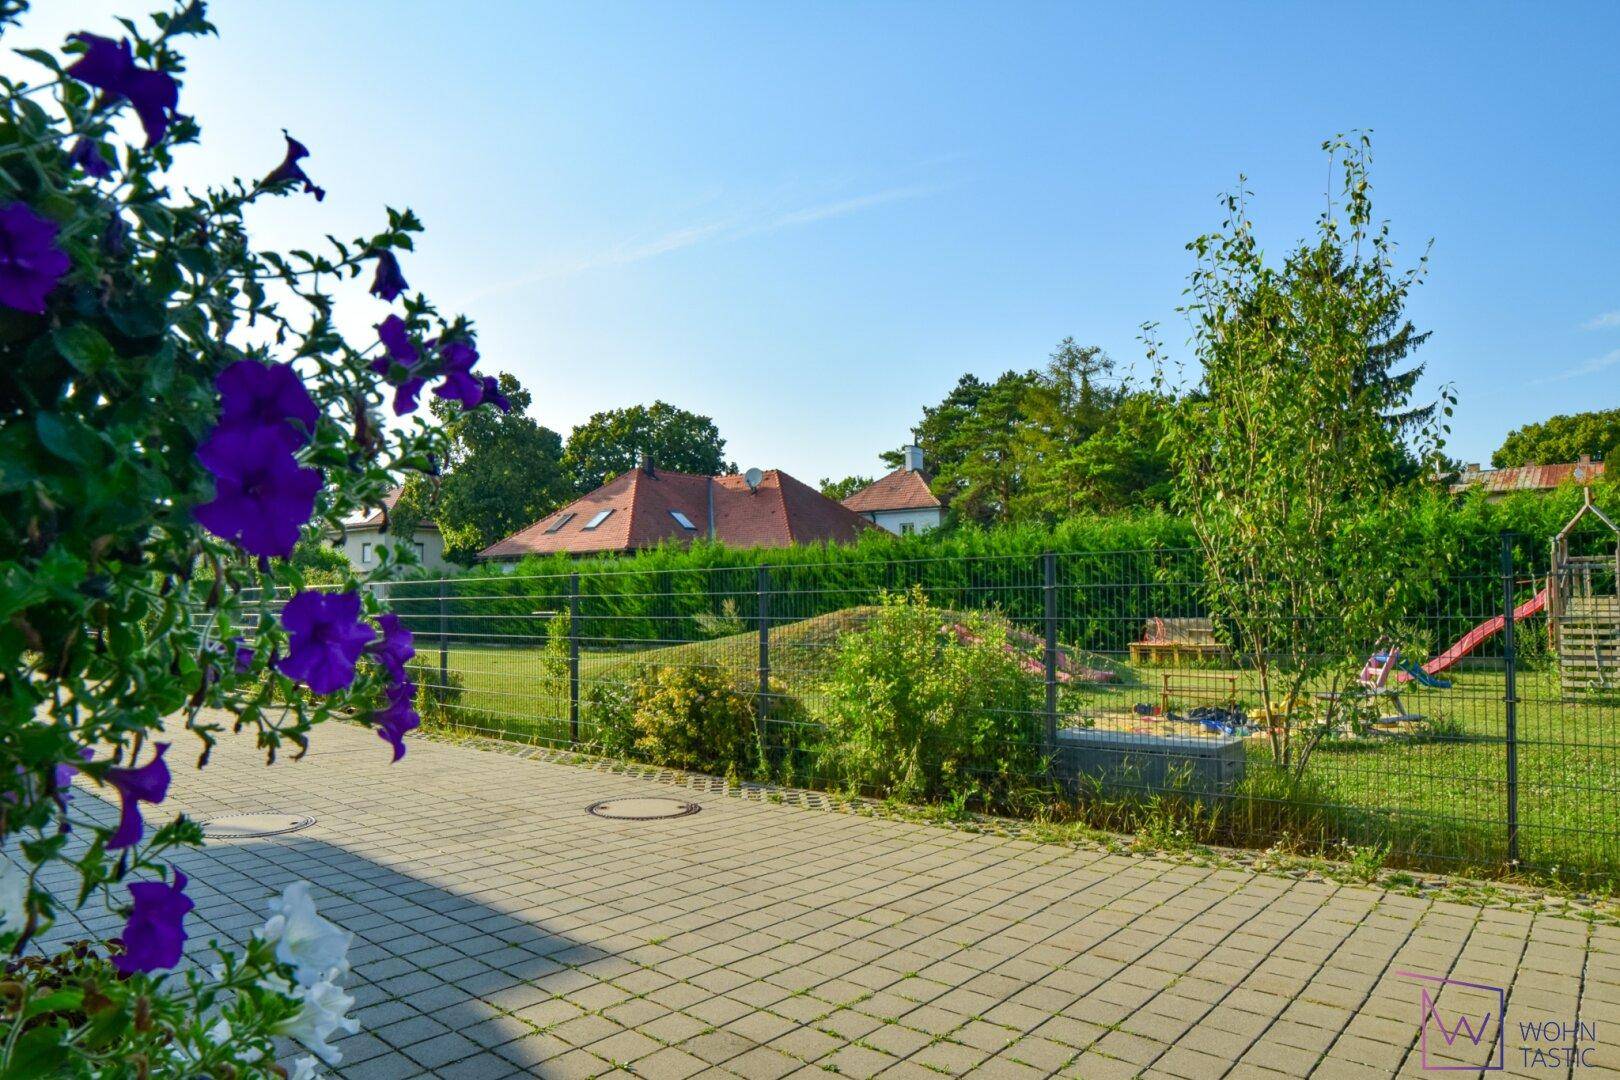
[744,467,764,492]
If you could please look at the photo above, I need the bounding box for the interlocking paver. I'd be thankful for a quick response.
[21,711,1604,1079]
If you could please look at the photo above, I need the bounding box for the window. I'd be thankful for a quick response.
[544,512,576,534]
[583,509,614,530]
[360,542,372,564]
[670,510,696,530]
[414,542,426,560]
[900,522,916,535]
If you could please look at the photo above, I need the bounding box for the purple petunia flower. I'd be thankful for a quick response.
[479,375,512,413]
[66,34,180,147]
[375,315,418,369]
[105,742,171,850]
[113,871,193,974]
[0,203,72,315]
[263,132,325,201]
[369,250,408,302]
[393,376,427,416]
[230,637,254,674]
[368,613,415,682]
[276,591,374,695]
[194,429,322,558]
[433,341,484,410]
[373,316,428,415]
[215,360,320,450]
[372,679,420,762]
[68,137,113,178]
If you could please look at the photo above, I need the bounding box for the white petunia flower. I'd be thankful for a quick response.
[287,1055,323,1080]
[259,881,352,987]
[0,860,28,937]
[275,978,358,1066]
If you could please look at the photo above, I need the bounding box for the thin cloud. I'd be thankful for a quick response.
[754,185,935,233]
[458,184,937,305]
[1582,310,1620,330]
[1534,348,1620,384]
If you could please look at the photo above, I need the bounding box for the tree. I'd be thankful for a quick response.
[819,475,874,501]
[563,400,732,492]
[400,373,569,561]
[889,344,1177,525]
[1007,340,1130,521]
[1163,134,1450,775]
[884,371,1036,525]
[1492,409,1620,468]
[1015,390,1176,517]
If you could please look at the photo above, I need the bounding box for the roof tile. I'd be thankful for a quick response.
[841,468,942,513]
[480,468,875,558]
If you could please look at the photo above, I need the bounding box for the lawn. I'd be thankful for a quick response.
[416,612,1620,880]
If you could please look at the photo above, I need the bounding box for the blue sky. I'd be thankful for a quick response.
[12,1,1620,481]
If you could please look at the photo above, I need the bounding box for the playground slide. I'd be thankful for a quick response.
[1398,587,1548,680]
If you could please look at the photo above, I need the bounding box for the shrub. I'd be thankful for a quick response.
[586,663,806,777]
[814,587,1043,804]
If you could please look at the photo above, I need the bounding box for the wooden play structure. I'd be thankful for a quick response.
[1548,488,1620,692]
[1129,617,1231,667]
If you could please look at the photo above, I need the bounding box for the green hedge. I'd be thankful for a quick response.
[385,484,1616,659]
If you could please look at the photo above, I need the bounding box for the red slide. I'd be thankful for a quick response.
[1402,587,1548,679]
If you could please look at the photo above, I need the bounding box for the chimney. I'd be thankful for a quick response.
[639,451,655,477]
[902,445,924,473]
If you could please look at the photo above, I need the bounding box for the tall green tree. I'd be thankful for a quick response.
[1163,134,1451,774]
[1492,409,1620,468]
[888,344,1177,525]
[1007,339,1128,521]
[401,373,569,561]
[884,371,1036,525]
[563,400,732,492]
[1014,389,1176,518]
[819,475,874,501]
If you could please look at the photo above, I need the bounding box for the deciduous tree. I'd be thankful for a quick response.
[1163,134,1451,774]
[1492,409,1620,468]
[563,400,731,492]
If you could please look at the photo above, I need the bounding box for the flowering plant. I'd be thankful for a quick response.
[0,1,504,1073]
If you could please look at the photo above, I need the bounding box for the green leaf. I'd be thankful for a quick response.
[6,1022,71,1079]
[52,324,115,375]
[14,48,63,74]
[22,989,84,1020]
[34,412,86,464]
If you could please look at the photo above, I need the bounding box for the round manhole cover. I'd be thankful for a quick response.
[200,814,315,839]
[586,798,701,821]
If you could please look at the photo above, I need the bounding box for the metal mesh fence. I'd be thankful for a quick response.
[287,542,1618,880]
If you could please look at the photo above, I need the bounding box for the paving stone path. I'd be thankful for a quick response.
[36,716,1619,1078]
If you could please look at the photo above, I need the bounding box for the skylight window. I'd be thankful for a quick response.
[670,510,697,530]
[583,509,614,530]
[544,512,576,534]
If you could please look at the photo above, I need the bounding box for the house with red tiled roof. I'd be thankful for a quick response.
[841,446,944,536]
[327,486,455,572]
[478,460,876,559]
[1449,455,1607,499]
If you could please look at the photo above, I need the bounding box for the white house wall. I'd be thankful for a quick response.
[868,508,944,536]
[333,527,455,574]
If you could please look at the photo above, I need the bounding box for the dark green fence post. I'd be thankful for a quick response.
[437,580,449,705]
[1501,532,1520,868]
[757,565,771,740]
[1043,552,1059,761]
[568,572,581,747]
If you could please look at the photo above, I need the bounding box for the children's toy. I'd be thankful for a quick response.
[1129,617,1231,667]
[1391,488,1617,692]
[1548,488,1620,691]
